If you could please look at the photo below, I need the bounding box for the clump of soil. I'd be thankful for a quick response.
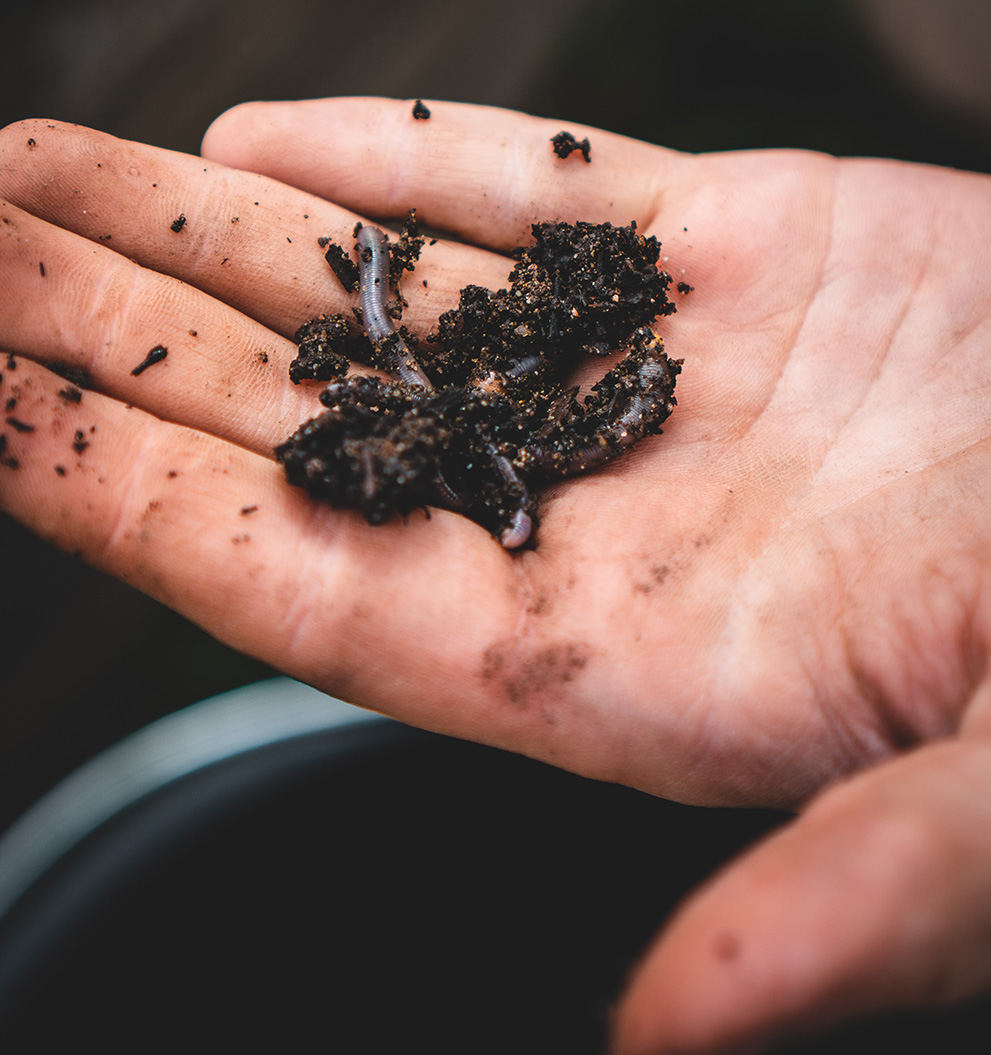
[551,131,591,162]
[277,217,683,546]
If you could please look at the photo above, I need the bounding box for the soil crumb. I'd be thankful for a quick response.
[320,238,359,293]
[551,131,591,163]
[131,345,168,376]
[412,100,431,120]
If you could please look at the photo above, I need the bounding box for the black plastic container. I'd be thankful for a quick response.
[0,679,986,1052]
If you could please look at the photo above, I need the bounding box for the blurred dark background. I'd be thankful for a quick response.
[2,0,991,834]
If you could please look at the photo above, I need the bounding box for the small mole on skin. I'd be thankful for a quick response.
[713,931,741,962]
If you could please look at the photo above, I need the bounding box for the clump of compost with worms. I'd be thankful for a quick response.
[276,211,683,548]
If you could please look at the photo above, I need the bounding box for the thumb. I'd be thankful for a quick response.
[611,733,991,1053]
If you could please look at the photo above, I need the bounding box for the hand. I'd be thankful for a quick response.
[2,99,991,1052]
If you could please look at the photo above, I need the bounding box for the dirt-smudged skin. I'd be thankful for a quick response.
[276,216,684,549]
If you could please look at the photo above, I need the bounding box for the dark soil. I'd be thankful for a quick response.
[277,218,682,545]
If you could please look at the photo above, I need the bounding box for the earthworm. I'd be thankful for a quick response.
[355,225,432,389]
[355,226,533,548]
[530,330,679,476]
[490,452,533,549]
[504,355,544,379]
[499,508,533,549]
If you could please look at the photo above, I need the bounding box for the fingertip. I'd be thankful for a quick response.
[609,908,771,1055]
[200,99,269,167]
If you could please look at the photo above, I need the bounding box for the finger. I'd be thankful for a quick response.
[201,97,690,250]
[0,119,510,339]
[611,734,991,1054]
[0,198,318,455]
[0,355,523,743]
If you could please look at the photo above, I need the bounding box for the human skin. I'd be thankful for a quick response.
[1,98,991,1051]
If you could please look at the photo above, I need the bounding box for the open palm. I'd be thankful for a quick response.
[2,99,991,1051]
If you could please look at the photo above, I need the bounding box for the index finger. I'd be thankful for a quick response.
[201,97,687,250]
